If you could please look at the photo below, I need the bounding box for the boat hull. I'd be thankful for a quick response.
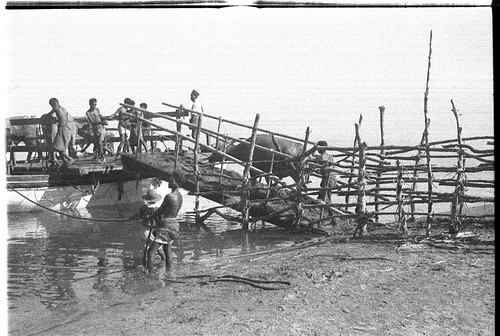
[7,178,153,213]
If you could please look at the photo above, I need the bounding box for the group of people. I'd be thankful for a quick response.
[108,98,153,157]
[42,89,205,167]
[43,91,335,277]
[91,97,156,161]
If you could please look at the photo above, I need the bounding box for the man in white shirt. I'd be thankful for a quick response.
[188,89,203,139]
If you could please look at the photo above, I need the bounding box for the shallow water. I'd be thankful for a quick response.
[7,193,308,315]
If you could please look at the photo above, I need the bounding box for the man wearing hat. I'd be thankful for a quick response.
[146,171,184,275]
[130,185,165,268]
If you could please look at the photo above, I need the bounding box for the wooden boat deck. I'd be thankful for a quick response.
[7,155,146,188]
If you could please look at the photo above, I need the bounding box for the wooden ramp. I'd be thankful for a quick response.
[121,151,329,230]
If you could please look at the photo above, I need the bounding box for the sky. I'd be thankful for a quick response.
[2,7,494,147]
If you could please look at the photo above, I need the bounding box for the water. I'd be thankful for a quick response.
[7,193,308,316]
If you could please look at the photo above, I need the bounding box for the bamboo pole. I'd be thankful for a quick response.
[218,135,228,187]
[193,113,203,222]
[449,99,465,234]
[173,108,183,170]
[162,102,316,146]
[375,106,385,222]
[266,153,275,199]
[353,142,368,237]
[215,116,222,149]
[298,127,311,225]
[124,111,287,187]
[346,115,362,210]
[241,114,260,231]
[423,30,434,236]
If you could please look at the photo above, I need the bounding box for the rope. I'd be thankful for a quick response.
[7,185,133,222]
[165,274,291,290]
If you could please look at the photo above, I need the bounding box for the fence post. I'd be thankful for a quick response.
[450,99,464,234]
[396,160,408,235]
[423,30,434,236]
[353,142,367,237]
[410,132,425,221]
[193,113,203,222]
[375,106,386,223]
[346,115,363,211]
[241,114,260,231]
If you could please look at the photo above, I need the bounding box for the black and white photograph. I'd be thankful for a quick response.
[2,4,494,335]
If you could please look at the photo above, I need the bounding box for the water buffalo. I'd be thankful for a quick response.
[209,134,305,183]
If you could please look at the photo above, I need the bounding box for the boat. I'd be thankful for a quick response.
[5,115,155,213]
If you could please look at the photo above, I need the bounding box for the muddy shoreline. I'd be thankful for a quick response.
[8,209,495,336]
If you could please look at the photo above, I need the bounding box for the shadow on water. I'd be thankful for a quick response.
[7,197,312,315]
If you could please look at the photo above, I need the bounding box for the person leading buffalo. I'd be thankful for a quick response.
[48,98,75,167]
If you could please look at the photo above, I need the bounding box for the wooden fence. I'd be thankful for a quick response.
[5,100,494,236]
[120,98,494,236]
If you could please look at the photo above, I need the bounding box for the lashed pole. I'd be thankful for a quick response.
[353,141,368,237]
[396,160,408,235]
[450,99,464,234]
[423,30,434,236]
[375,106,386,222]
[193,113,203,222]
[241,114,260,230]
[346,115,363,210]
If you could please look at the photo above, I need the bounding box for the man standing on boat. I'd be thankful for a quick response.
[188,89,203,140]
[110,98,133,156]
[85,98,106,162]
[140,102,156,152]
[40,111,58,164]
[48,98,75,167]
[129,103,149,154]
[145,171,184,275]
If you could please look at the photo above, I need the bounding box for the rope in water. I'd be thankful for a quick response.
[7,185,132,222]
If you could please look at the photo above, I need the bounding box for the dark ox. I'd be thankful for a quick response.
[209,134,304,183]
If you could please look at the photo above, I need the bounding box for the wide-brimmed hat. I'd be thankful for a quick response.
[142,189,162,203]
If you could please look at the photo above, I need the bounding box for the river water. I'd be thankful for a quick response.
[6,192,309,321]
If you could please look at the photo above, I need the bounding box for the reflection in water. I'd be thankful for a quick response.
[8,196,305,315]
